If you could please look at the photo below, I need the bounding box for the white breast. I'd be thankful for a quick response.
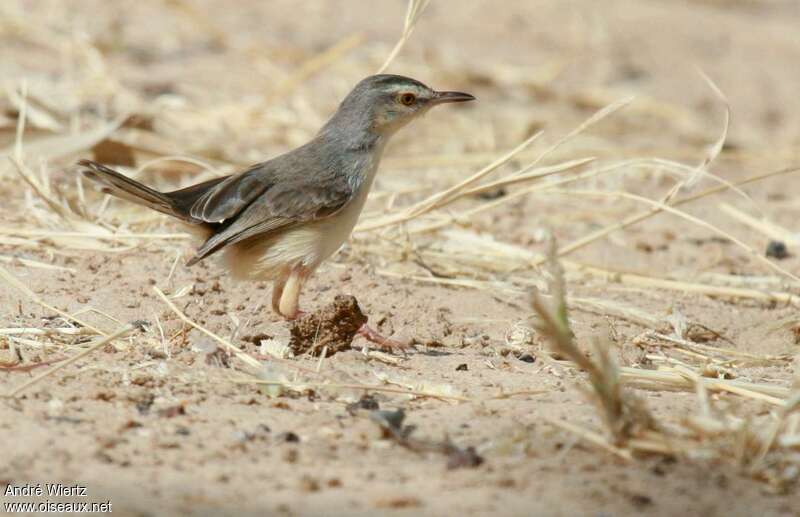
[310,151,382,264]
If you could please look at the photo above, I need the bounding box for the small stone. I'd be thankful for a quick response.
[278,431,300,443]
[446,445,484,470]
[346,394,380,414]
[517,353,536,363]
[766,240,789,260]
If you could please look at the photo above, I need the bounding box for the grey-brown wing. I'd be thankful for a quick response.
[186,172,355,265]
[187,164,273,224]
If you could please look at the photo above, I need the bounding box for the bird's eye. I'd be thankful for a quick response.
[398,93,416,106]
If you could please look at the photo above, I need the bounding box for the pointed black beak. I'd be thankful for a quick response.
[432,90,476,104]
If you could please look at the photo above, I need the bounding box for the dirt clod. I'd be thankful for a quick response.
[289,295,368,356]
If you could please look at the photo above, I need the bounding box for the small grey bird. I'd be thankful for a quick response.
[78,74,475,348]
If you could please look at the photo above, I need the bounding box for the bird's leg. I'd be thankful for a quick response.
[278,266,307,320]
[277,267,407,351]
[271,268,291,315]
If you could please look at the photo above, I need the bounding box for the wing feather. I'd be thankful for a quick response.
[188,165,272,223]
[186,167,356,265]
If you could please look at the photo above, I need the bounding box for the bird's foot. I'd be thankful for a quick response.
[285,307,409,353]
[284,309,306,321]
[357,324,411,353]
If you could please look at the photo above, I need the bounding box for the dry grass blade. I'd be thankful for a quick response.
[532,240,657,444]
[1,116,127,164]
[377,0,430,73]
[153,286,262,370]
[529,248,798,486]
[0,327,89,337]
[271,32,366,99]
[719,202,797,244]
[392,155,593,234]
[618,367,791,401]
[400,157,788,238]
[635,330,785,363]
[6,83,61,132]
[0,266,106,335]
[556,166,800,260]
[0,229,190,241]
[10,156,74,220]
[578,264,800,307]
[0,255,75,272]
[457,157,594,202]
[356,131,544,232]
[689,69,729,182]
[12,80,28,162]
[4,323,140,398]
[408,131,543,217]
[234,378,470,402]
[358,97,631,234]
[552,188,800,285]
[544,417,634,461]
[517,96,633,174]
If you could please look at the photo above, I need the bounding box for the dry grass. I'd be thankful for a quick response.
[532,240,660,445]
[532,242,800,491]
[1,0,799,502]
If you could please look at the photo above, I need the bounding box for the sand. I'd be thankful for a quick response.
[1,1,800,515]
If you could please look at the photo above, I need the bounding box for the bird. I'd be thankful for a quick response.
[78,74,475,349]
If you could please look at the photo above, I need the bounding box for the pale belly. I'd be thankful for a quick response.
[307,187,370,263]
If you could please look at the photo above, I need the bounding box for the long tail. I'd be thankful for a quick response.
[77,159,226,223]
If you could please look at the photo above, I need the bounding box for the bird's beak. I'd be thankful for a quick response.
[432,91,476,104]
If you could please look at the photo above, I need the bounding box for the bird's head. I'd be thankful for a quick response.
[324,74,475,140]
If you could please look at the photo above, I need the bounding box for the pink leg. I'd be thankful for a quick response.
[357,324,411,351]
[271,268,291,315]
[278,266,309,319]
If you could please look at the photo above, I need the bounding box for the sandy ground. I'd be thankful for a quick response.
[2,0,800,515]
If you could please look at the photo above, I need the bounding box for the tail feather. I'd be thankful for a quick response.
[78,159,233,266]
[78,160,208,222]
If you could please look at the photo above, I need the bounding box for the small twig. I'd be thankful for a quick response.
[0,266,106,336]
[153,286,263,370]
[486,389,550,400]
[0,356,68,372]
[235,378,470,402]
[544,417,633,461]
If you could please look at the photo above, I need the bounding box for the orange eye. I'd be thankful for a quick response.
[399,93,416,106]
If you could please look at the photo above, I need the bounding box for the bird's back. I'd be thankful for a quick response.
[79,133,375,266]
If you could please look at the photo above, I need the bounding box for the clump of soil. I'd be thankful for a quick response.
[289,295,368,356]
